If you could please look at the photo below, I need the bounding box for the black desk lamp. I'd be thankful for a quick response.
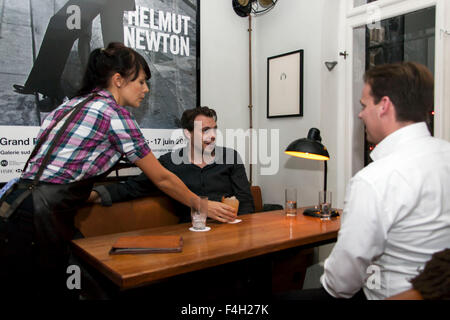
[285,128,336,217]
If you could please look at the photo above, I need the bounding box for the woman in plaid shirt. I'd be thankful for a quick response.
[0,43,235,299]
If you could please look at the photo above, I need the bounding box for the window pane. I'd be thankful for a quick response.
[365,7,436,164]
[353,6,436,168]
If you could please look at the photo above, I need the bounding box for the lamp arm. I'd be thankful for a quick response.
[324,160,328,194]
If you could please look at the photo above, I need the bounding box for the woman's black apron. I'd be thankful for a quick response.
[0,94,112,299]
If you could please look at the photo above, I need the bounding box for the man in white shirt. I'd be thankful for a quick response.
[280,62,450,300]
[321,62,450,300]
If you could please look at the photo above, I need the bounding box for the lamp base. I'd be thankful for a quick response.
[303,207,340,218]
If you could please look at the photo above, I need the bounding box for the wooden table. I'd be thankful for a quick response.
[71,209,340,290]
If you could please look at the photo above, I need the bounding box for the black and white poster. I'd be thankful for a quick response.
[0,0,199,182]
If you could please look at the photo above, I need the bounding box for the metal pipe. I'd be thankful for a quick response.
[248,14,253,185]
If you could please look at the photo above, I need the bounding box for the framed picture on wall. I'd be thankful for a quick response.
[267,49,304,118]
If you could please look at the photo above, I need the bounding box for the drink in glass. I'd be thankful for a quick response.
[285,188,297,216]
[222,196,239,215]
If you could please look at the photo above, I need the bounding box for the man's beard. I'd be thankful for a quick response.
[190,143,215,164]
[203,143,215,163]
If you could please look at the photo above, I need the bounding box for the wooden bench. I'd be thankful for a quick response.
[75,186,263,237]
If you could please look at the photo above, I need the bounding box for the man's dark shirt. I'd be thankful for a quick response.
[94,146,254,222]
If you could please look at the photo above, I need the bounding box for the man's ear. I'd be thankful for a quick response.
[378,96,393,117]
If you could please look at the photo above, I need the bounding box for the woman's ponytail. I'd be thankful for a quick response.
[76,42,150,97]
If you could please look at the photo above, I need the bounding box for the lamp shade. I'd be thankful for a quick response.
[285,128,330,161]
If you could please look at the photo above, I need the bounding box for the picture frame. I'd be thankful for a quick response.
[267,49,304,118]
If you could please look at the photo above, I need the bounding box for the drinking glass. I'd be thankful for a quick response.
[222,196,239,221]
[191,196,208,230]
[319,191,332,220]
[285,188,297,216]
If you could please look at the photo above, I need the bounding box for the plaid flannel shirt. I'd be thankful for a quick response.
[21,89,151,183]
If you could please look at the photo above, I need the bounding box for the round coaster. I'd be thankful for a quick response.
[189,226,211,232]
[228,219,242,224]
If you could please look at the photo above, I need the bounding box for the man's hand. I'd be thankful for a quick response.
[207,201,237,223]
[87,191,101,203]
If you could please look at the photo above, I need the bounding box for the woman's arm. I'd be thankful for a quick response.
[135,152,198,208]
[135,152,236,222]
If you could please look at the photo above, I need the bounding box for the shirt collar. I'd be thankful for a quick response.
[93,88,119,106]
[370,122,430,161]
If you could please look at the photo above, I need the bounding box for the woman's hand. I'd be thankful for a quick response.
[207,201,236,223]
[87,191,101,203]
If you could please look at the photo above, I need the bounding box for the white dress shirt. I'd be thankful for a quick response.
[321,122,450,300]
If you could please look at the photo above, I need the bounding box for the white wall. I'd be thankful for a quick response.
[200,0,344,207]
[200,1,250,134]
[253,0,343,209]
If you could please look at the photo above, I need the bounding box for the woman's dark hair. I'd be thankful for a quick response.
[181,106,217,131]
[77,42,151,96]
[363,62,434,123]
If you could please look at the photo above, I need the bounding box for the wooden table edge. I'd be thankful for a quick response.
[71,210,340,290]
[71,242,126,288]
[72,231,338,290]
